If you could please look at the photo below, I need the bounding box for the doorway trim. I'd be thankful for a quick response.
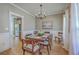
[9,11,24,48]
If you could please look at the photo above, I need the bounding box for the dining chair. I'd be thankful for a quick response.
[33,31,38,35]
[44,32,52,50]
[22,39,41,55]
[39,33,52,55]
[55,32,63,43]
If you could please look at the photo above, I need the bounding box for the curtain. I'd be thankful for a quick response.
[76,4,79,54]
[70,3,79,55]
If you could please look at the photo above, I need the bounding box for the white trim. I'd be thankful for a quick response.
[9,11,24,18]
[9,3,34,17]
[9,11,24,33]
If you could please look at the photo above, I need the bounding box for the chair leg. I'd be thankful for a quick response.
[49,44,51,50]
[49,40,52,50]
[58,38,60,43]
[23,49,25,55]
[39,44,42,55]
[55,37,57,42]
[47,45,50,55]
[39,49,42,55]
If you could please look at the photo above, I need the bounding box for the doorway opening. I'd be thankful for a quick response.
[9,12,24,48]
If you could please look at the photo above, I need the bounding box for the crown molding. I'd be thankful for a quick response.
[9,3,35,17]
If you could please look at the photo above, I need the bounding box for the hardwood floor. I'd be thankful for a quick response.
[0,41,68,55]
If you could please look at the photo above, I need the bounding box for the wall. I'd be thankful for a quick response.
[0,4,9,33]
[36,14,63,40]
[0,3,35,52]
[9,4,35,31]
[0,3,35,33]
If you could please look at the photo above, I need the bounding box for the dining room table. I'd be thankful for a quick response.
[22,33,52,54]
[25,33,51,42]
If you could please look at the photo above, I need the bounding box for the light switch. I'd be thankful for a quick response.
[5,28,8,31]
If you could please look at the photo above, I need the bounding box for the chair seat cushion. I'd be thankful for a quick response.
[24,44,40,52]
[34,45,40,52]
[40,41,48,45]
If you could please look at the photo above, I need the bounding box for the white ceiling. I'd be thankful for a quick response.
[14,3,69,16]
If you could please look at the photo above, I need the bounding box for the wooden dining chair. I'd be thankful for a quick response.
[55,32,63,43]
[44,32,52,50]
[22,39,41,55]
[39,34,52,55]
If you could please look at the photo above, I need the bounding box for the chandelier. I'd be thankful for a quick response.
[36,4,46,19]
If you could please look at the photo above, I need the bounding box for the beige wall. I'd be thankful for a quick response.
[36,14,63,32]
[0,4,9,33]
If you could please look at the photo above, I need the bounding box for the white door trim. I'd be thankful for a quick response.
[9,11,24,48]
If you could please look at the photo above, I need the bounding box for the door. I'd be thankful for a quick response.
[13,17,22,48]
[9,13,22,48]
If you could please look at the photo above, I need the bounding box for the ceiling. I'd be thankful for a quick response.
[14,3,69,16]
